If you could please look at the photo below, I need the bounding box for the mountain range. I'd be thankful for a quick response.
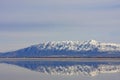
[0,40,120,57]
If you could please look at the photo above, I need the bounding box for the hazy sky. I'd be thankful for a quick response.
[0,0,120,52]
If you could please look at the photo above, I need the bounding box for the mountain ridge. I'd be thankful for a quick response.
[0,40,120,57]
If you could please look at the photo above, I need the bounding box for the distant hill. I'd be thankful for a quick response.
[0,40,120,58]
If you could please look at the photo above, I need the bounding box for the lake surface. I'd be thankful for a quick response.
[0,59,120,80]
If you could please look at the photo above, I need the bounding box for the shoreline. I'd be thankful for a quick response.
[0,57,120,62]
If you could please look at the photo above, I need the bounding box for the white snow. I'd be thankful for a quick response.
[35,64,120,76]
[33,40,120,52]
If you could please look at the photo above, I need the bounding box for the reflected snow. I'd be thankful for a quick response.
[0,60,120,77]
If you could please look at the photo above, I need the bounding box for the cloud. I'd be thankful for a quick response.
[0,0,120,25]
[0,31,60,39]
[0,0,120,51]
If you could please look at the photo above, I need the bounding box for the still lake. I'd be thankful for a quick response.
[0,59,120,80]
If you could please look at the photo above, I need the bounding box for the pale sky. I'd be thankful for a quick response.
[0,0,120,52]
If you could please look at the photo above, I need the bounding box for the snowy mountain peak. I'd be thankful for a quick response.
[82,40,99,46]
[0,40,120,58]
[86,40,98,44]
[33,40,120,52]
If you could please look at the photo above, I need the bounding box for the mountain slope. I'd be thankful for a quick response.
[0,40,120,57]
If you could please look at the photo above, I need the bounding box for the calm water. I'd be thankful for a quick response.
[0,59,120,80]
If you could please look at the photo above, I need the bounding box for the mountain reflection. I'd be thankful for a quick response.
[0,60,120,76]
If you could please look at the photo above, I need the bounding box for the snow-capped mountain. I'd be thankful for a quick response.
[0,40,120,57]
[34,40,120,52]
[1,61,120,76]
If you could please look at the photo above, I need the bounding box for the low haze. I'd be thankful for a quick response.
[0,0,120,52]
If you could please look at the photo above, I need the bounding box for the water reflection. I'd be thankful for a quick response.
[0,60,120,76]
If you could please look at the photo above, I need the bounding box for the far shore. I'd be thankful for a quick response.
[0,57,120,61]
